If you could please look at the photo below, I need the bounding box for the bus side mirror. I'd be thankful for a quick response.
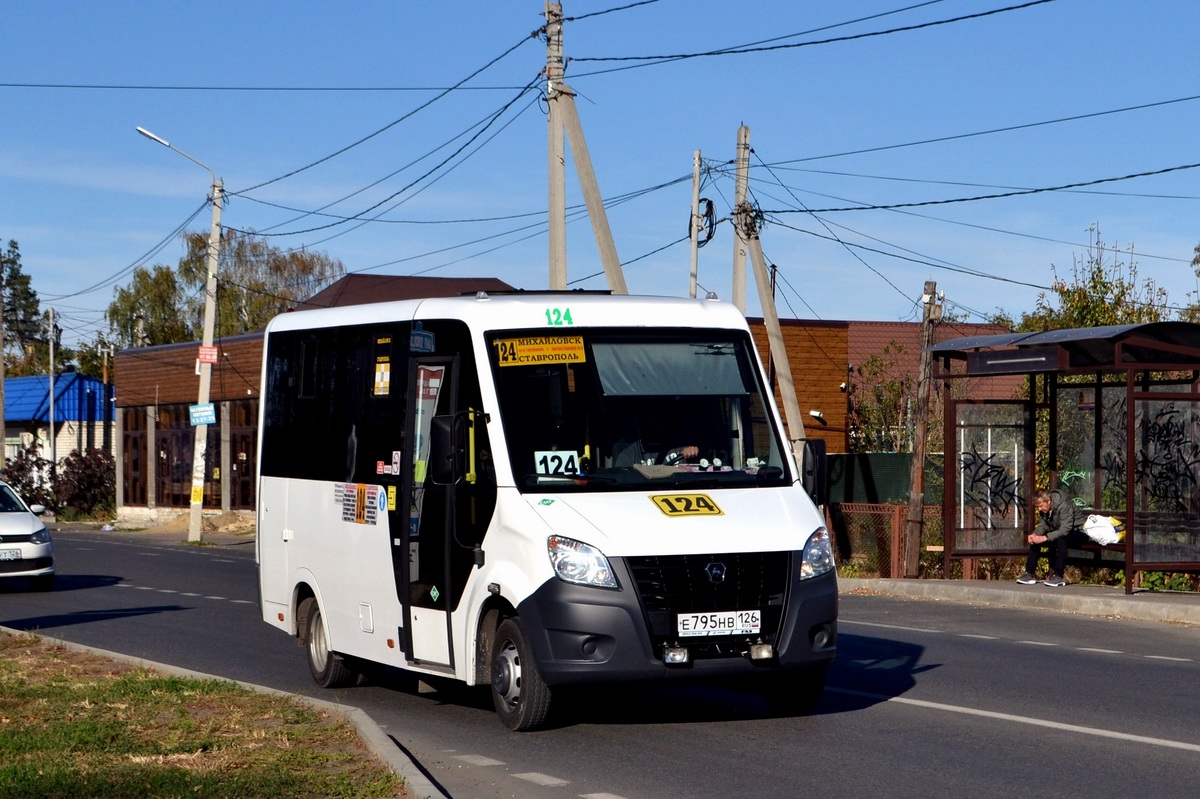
[802,439,828,505]
[430,414,465,485]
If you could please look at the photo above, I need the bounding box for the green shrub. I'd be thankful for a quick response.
[55,449,116,519]
[1,445,54,510]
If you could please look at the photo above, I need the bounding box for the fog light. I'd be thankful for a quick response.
[663,646,689,664]
[750,643,774,660]
[812,625,832,650]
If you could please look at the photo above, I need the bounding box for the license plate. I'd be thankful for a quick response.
[677,609,760,637]
[0,549,21,561]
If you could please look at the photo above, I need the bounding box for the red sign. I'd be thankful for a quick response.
[198,345,219,364]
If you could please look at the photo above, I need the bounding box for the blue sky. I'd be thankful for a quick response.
[4,0,1200,349]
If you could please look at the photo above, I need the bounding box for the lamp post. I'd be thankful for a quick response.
[137,126,223,543]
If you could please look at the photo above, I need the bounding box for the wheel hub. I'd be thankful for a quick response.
[492,640,522,707]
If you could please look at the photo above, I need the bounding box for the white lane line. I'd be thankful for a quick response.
[1015,640,1058,647]
[1078,647,1123,654]
[581,794,631,799]
[959,634,997,640]
[839,619,943,634]
[515,773,570,787]
[830,687,1200,753]
[1145,655,1192,662]
[453,754,504,766]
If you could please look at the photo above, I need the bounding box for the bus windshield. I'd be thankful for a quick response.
[488,329,790,491]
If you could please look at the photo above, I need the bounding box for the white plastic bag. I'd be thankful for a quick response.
[1083,514,1121,545]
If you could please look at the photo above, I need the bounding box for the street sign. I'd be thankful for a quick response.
[198,345,219,364]
[189,403,216,426]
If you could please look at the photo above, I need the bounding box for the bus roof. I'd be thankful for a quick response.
[264,292,752,335]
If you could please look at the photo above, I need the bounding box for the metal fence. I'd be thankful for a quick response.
[828,502,945,579]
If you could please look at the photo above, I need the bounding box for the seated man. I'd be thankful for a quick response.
[1017,487,1082,587]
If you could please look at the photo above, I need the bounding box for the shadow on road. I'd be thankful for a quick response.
[0,604,191,632]
[348,631,931,730]
[0,574,123,594]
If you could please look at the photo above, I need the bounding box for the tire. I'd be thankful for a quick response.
[490,617,552,731]
[300,597,355,689]
[761,664,828,717]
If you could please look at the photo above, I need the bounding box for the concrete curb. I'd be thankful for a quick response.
[839,577,1200,625]
[0,626,448,799]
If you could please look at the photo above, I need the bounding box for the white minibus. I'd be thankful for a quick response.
[257,291,837,730]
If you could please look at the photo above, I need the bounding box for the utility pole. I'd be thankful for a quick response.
[544,2,627,294]
[730,125,750,313]
[688,149,702,298]
[136,125,223,543]
[904,280,941,577]
[546,1,566,289]
[48,307,56,484]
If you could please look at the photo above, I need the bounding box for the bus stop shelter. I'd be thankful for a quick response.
[930,321,1200,593]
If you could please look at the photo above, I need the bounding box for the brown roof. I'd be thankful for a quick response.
[298,274,517,309]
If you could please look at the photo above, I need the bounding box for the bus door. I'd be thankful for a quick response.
[401,356,458,669]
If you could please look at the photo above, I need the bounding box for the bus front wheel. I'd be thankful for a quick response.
[300,597,355,689]
[490,617,551,731]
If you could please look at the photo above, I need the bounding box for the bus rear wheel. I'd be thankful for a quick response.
[300,597,355,689]
[490,617,551,731]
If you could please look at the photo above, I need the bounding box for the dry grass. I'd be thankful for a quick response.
[0,630,408,799]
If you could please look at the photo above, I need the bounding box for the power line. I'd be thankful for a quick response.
[567,0,663,22]
[770,93,1200,165]
[42,201,208,301]
[569,0,1056,71]
[761,161,1200,214]
[235,33,538,194]
[235,77,542,238]
[0,81,529,92]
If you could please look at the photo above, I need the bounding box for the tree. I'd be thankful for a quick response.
[1,239,56,376]
[1005,225,1168,332]
[105,264,191,349]
[848,342,913,453]
[179,231,345,338]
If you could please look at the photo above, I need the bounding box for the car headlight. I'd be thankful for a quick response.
[547,535,618,589]
[800,526,835,579]
[31,528,51,545]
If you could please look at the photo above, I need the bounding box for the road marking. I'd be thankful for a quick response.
[840,619,943,634]
[959,633,997,639]
[1079,647,1123,654]
[581,794,630,799]
[830,687,1200,752]
[453,754,504,766]
[1145,654,1192,662]
[1015,640,1058,647]
[515,772,570,787]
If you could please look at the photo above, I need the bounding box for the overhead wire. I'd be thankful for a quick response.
[569,0,1056,75]
[234,32,539,194]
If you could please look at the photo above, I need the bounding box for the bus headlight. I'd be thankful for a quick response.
[800,526,835,580]
[548,535,618,589]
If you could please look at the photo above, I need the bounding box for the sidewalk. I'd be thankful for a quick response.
[840,576,1200,626]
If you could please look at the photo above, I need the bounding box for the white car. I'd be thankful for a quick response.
[0,481,53,591]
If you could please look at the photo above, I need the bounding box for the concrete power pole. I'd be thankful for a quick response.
[904,280,940,577]
[544,2,627,294]
[546,2,567,289]
[688,149,702,298]
[730,125,750,313]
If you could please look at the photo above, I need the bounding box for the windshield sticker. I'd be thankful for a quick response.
[650,494,724,517]
[495,335,585,367]
[534,450,580,476]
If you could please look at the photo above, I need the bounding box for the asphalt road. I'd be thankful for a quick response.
[3,530,1199,799]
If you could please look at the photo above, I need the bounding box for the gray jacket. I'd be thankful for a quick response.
[1034,489,1082,541]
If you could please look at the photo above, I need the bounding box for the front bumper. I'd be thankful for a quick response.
[515,553,837,685]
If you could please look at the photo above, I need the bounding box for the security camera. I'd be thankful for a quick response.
[839,382,847,392]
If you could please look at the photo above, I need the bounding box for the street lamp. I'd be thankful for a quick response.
[137,126,223,543]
